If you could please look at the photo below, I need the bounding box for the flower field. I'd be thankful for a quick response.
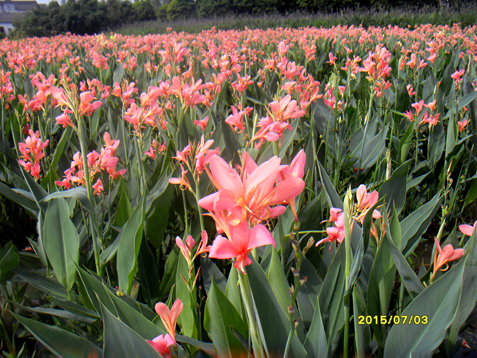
[1,24,477,357]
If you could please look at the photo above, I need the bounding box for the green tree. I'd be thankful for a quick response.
[133,0,157,21]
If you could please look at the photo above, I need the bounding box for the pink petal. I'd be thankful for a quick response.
[209,235,239,260]
[459,224,475,236]
[248,224,276,249]
[208,155,244,195]
[243,156,280,197]
[268,177,305,205]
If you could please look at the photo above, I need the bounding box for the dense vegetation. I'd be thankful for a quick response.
[12,0,477,37]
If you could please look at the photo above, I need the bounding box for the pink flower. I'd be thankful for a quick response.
[155,299,183,340]
[209,221,275,273]
[459,221,477,236]
[194,116,209,131]
[431,237,464,280]
[146,334,176,357]
[225,106,245,133]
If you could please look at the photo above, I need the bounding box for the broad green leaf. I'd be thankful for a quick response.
[158,247,179,302]
[379,161,410,215]
[50,126,73,169]
[304,298,327,358]
[175,252,198,339]
[267,248,291,316]
[12,268,68,299]
[0,181,38,215]
[319,242,345,354]
[117,197,145,294]
[146,184,174,248]
[14,313,102,358]
[399,121,415,164]
[383,258,465,358]
[102,303,160,358]
[458,89,477,110]
[200,256,227,295]
[400,193,441,255]
[279,119,299,157]
[0,242,19,282]
[145,171,172,215]
[296,258,322,329]
[317,160,343,210]
[384,228,423,299]
[138,240,159,308]
[18,305,96,324]
[204,280,249,358]
[225,267,245,320]
[247,260,308,358]
[43,198,79,293]
[41,187,91,212]
[367,233,396,347]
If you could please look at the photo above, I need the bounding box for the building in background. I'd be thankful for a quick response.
[0,0,43,34]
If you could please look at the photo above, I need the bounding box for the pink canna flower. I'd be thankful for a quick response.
[457,119,468,132]
[431,237,464,280]
[18,130,49,179]
[356,184,381,222]
[209,221,275,273]
[316,226,345,251]
[225,105,246,133]
[155,299,183,341]
[146,334,176,357]
[194,116,209,131]
[459,221,477,236]
[451,69,465,82]
[199,154,305,229]
[268,94,306,123]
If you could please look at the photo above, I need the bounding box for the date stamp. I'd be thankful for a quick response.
[357,315,428,325]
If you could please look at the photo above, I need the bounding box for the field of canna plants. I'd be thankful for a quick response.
[1,23,477,358]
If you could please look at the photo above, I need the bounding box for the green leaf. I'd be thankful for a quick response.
[50,126,73,169]
[399,121,416,164]
[12,268,68,299]
[267,248,291,316]
[41,187,91,212]
[379,161,410,215]
[296,258,322,329]
[384,223,424,299]
[43,198,79,293]
[13,313,102,358]
[0,181,38,215]
[175,252,198,339]
[225,267,245,320]
[146,184,174,248]
[400,193,441,255]
[158,247,179,302]
[367,233,396,347]
[117,197,145,294]
[200,256,227,295]
[304,299,327,358]
[204,280,249,358]
[383,257,465,358]
[319,243,345,354]
[18,305,96,324]
[317,160,343,210]
[138,240,159,308]
[247,260,307,358]
[279,119,299,157]
[0,242,19,282]
[146,170,172,214]
[102,302,160,358]
[458,89,477,111]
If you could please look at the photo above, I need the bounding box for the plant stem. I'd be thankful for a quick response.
[77,120,101,275]
[194,176,205,232]
[238,270,266,358]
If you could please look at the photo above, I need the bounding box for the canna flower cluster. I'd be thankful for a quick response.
[317,184,381,249]
[18,130,49,179]
[199,150,306,272]
[55,132,126,194]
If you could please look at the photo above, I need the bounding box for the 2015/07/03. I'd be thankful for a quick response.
[358,315,429,325]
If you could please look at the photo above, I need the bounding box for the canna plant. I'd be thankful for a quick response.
[1,24,477,358]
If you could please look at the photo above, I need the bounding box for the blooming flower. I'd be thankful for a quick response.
[146,334,176,357]
[155,299,183,341]
[208,221,275,273]
[459,221,477,236]
[431,237,464,280]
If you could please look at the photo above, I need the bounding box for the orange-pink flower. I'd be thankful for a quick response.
[431,237,464,280]
[209,221,275,273]
[459,221,477,236]
[146,334,176,357]
[155,298,183,341]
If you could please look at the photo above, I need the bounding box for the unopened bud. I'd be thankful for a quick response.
[288,305,295,315]
[299,276,307,285]
[291,267,300,277]
[289,285,295,295]
[294,319,301,328]
[303,237,315,255]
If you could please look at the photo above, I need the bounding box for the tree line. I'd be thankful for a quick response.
[16,0,447,37]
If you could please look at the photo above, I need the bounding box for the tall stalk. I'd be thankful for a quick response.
[343,187,353,358]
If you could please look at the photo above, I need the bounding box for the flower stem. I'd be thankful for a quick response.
[77,120,101,275]
[238,270,266,358]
